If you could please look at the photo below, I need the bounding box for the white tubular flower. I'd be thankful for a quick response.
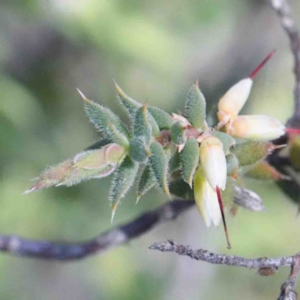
[217,51,275,126]
[227,115,285,141]
[217,78,253,124]
[199,136,227,190]
[193,168,221,227]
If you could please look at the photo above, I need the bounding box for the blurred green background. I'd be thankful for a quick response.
[1,0,300,299]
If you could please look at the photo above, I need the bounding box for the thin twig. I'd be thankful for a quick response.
[149,240,296,269]
[269,0,300,127]
[278,256,300,300]
[0,200,193,261]
[0,183,261,260]
[0,179,266,261]
[151,240,300,298]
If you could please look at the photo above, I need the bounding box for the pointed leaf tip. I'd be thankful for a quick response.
[25,159,74,192]
[83,95,129,140]
[77,88,89,102]
[23,185,38,194]
[135,195,141,205]
[114,82,141,119]
[111,203,117,223]
[113,80,124,96]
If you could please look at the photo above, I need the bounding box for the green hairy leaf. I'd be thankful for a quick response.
[114,83,160,137]
[170,121,186,145]
[244,161,285,181]
[136,165,157,203]
[109,156,139,222]
[226,153,239,176]
[114,81,141,118]
[149,142,170,197]
[108,123,129,148]
[185,82,206,130]
[148,113,160,138]
[180,138,199,187]
[232,140,274,166]
[148,106,173,130]
[78,90,129,140]
[169,178,193,200]
[212,131,236,155]
[129,137,150,162]
[133,105,152,144]
[169,150,181,174]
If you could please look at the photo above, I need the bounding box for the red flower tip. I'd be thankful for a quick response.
[249,50,275,79]
[216,186,231,249]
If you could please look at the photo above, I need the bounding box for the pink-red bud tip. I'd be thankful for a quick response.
[216,186,231,249]
[286,128,300,134]
[249,50,275,79]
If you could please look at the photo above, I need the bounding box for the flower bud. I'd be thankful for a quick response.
[194,168,221,227]
[74,143,124,169]
[217,78,252,124]
[227,115,285,141]
[199,136,227,190]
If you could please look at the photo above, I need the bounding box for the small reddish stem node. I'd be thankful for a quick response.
[216,186,231,249]
[249,50,275,79]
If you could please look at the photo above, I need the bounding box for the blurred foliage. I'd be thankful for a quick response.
[1,1,300,299]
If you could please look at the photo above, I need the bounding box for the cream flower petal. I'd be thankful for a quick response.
[199,136,227,190]
[227,115,285,141]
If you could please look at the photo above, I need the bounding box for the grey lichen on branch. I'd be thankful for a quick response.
[150,240,300,298]
[269,0,300,127]
[149,239,297,270]
[278,256,300,300]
